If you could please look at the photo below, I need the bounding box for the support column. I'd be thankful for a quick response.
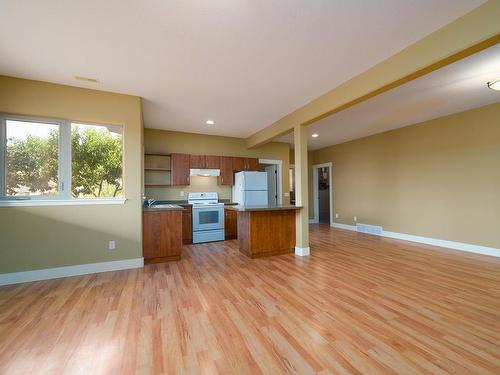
[294,124,310,256]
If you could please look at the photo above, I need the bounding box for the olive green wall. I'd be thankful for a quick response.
[0,76,143,273]
[311,102,500,248]
[144,128,291,203]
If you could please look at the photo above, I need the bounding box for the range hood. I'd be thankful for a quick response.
[190,168,220,177]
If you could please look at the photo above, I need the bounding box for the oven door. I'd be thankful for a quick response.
[192,206,224,232]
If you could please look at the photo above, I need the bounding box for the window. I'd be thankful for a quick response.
[0,114,123,203]
[71,123,123,198]
[5,119,60,197]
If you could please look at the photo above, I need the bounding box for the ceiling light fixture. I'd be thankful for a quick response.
[487,79,500,91]
[312,133,319,138]
[206,120,215,125]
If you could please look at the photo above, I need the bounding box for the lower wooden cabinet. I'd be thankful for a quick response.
[181,205,193,244]
[143,210,183,263]
[224,209,238,240]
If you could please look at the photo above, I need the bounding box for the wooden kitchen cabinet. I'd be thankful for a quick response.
[190,155,221,169]
[143,210,183,263]
[218,156,233,186]
[171,153,190,186]
[181,204,193,244]
[205,155,220,169]
[224,209,238,240]
[232,157,246,172]
[232,157,260,172]
[245,158,260,171]
[189,154,205,169]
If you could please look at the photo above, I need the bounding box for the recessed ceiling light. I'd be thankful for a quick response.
[206,120,215,125]
[487,79,500,91]
[312,133,319,138]
[75,76,98,83]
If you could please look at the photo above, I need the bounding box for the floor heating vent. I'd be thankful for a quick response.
[356,223,383,236]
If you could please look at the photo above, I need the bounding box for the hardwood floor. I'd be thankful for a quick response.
[1,225,500,374]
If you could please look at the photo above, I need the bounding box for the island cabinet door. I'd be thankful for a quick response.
[218,156,233,186]
[171,153,190,186]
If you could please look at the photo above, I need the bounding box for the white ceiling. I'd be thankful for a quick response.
[0,0,486,138]
[278,44,500,149]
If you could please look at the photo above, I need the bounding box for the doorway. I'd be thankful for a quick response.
[259,159,283,206]
[312,163,333,225]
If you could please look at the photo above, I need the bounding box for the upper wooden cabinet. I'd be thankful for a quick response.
[189,154,205,169]
[232,157,245,172]
[205,155,220,169]
[218,156,233,186]
[246,158,260,171]
[171,153,190,186]
[232,157,260,172]
[190,154,221,169]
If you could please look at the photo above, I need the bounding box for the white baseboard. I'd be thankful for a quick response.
[309,218,319,224]
[331,222,500,258]
[331,222,356,231]
[0,258,144,286]
[295,246,311,256]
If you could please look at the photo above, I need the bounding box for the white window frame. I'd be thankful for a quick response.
[0,113,126,206]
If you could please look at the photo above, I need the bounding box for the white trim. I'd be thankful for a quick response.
[331,222,500,258]
[309,218,319,224]
[259,159,283,166]
[331,222,356,231]
[382,231,500,258]
[0,198,127,207]
[312,162,333,225]
[0,117,5,196]
[259,158,283,205]
[0,257,144,286]
[295,246,310,256]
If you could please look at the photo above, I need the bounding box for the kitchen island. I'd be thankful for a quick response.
[225,205,302,258]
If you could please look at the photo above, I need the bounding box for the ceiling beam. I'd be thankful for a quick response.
[246,0,500,148]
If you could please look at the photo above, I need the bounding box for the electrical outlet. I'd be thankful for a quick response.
[180,191,185,197]
[353,216,357,222]
[335,213,339,219]
[284,192,289,197]
[108,240,116,250]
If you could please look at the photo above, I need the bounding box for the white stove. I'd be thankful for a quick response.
[188,192,225,243]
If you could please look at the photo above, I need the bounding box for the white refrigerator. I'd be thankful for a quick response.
[232,171,268,206]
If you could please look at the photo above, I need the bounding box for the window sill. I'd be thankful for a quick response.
[0,198,127,207]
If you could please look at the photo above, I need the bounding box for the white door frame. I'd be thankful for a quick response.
[312,162,333,225]
[259,159,283,204]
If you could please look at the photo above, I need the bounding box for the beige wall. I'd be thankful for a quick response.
[311,103,500,248]
[0,76,143,273]
[144,128,291,202]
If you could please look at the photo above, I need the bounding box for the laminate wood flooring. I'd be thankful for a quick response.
[1,225,500,374]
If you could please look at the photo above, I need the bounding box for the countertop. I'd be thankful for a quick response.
[225,204,302,212]
[143,204,184,212]
[144,200,238,207]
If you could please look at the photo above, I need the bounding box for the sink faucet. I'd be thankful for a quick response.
[147,198,156,207]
